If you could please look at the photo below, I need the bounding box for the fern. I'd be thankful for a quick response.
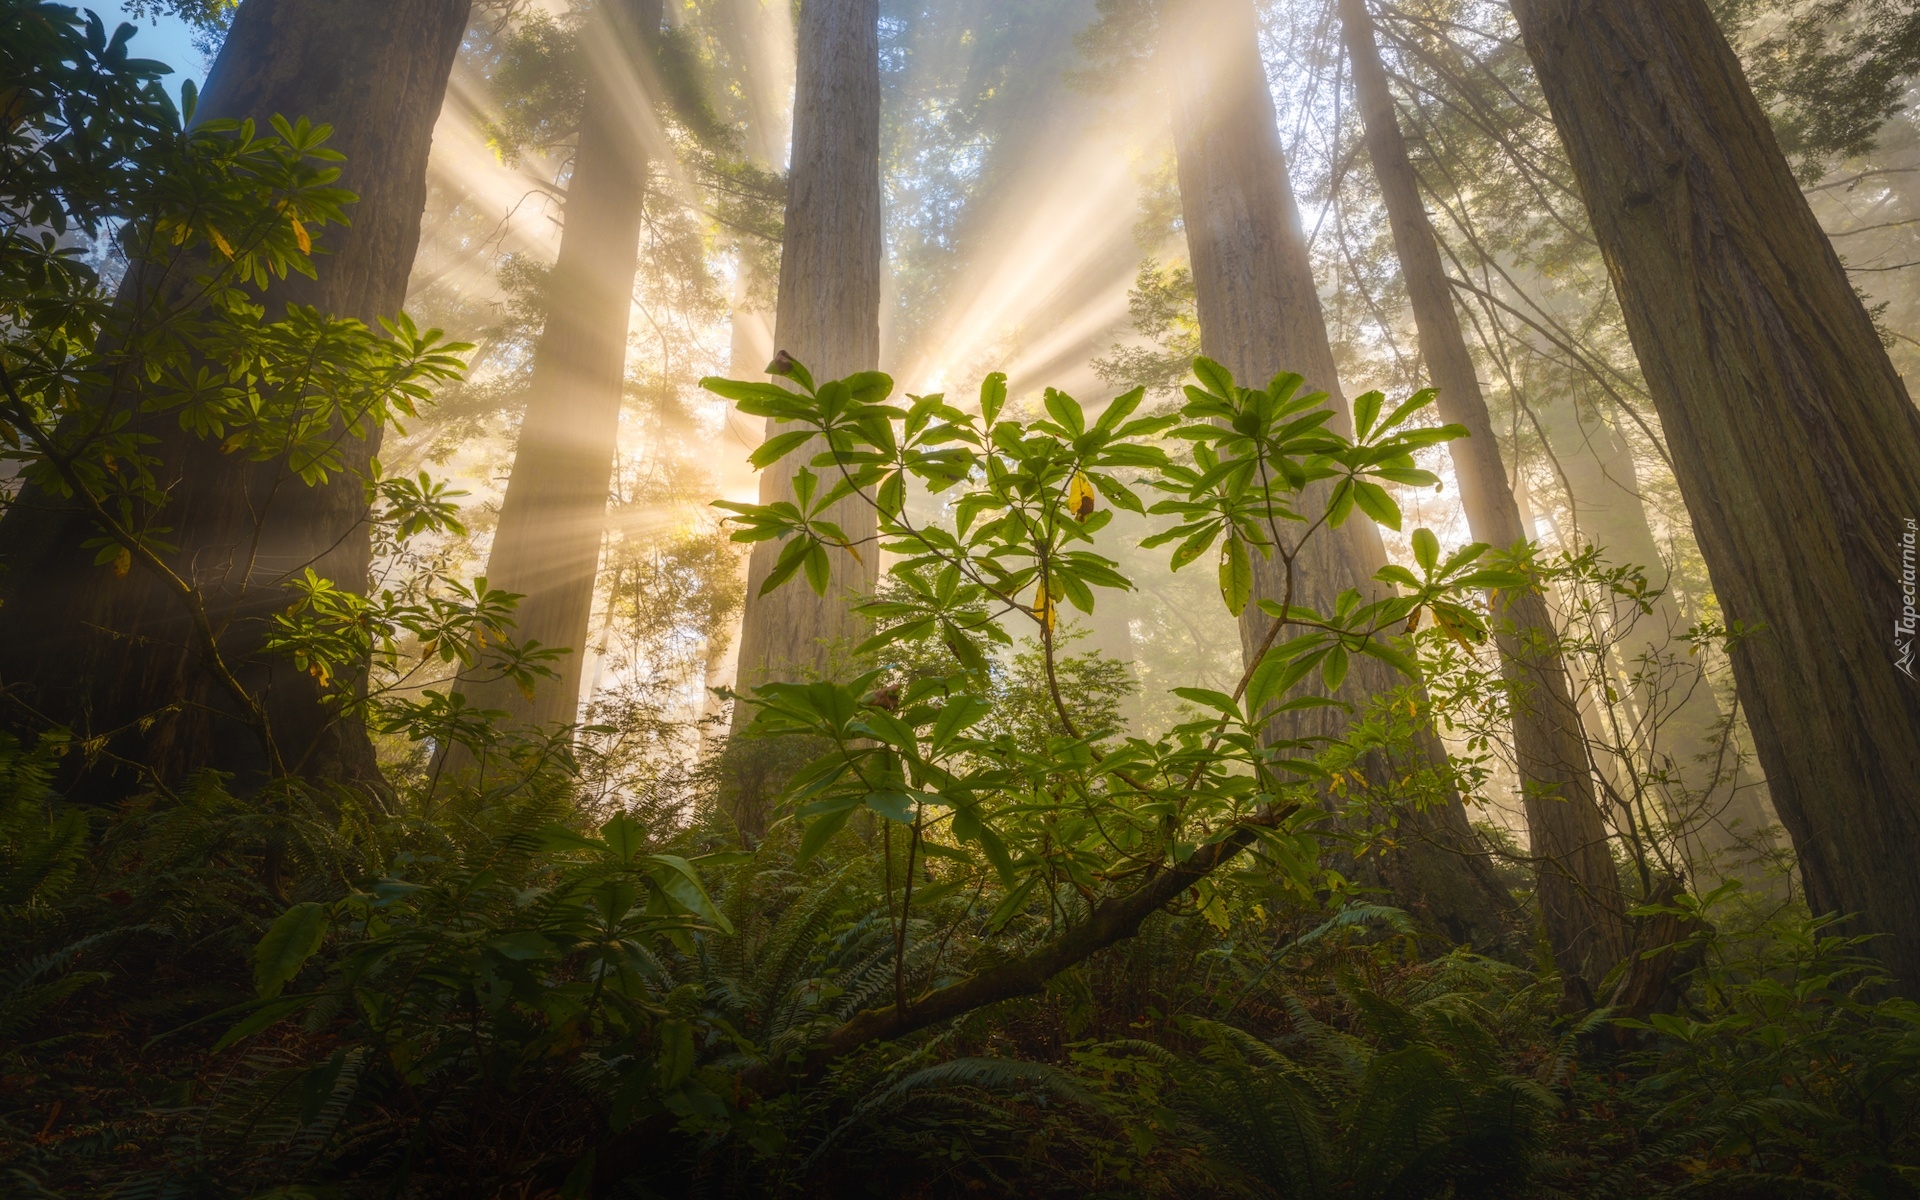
[0,934,112,1040]
[0,733,85,919]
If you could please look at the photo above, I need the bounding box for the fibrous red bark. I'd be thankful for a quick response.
[1340,0,1625,998]
[1510,0,1920,988]
[1165,0,1517,951]
[457,0,661,733]
[731,0,883,707]
[0,0,470,796]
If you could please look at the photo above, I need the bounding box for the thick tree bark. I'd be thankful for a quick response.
[457,0,659,732]
[1340,0,1625,998]
[731,0,883,702]
[0,0,470,796]
[1165,0,1516,951]
[1510,0,1920,988]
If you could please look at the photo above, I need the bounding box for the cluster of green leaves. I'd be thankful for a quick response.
[1601,885,1920,1189]
[0,2,558,766]
[225,806,737,1130]
[1720,0,1920,175]
[1076,953,1564,1199]
[702,354,1521,1018]
[6,718,1917,1198]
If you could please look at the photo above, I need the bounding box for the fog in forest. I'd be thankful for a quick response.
[12,0,1920,1193]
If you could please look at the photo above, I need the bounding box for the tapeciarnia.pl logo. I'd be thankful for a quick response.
[1900,517,1918,680]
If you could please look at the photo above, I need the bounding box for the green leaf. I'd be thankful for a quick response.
[1170,522,1221,571]
[648,855,733,933]
[1172,687,1241,717]
[796,805,857,866]
[1351,481,1400,530]
[1267,370,1306,403]
[986,876,1037,932]
[601,812,645,863]
[980,372,1008,425]
[1094,386,1145,433]
[213,995,318,1053]
[1088,471,1145,514]
[917,841,973,864]
[1219,534,1251,616]
[486,931,554,961]
[1380,388,1437,432]
[1246,637,1320,713]
[1411,527,1440,573]
[974,820,1016,886]
[1358,637,1421,679]
[768,355,817,392]
[943,623,988,674]
[908,877,968,907]
[702,377,801,407]
[657,1019,695,1089]
[1192,357,1235,398]
[865,791,918,823]
[761,536,813,596]
[750,430,816,469]
[1321,644,1348,692]
[845,370,894,404]
[254,902,327,999]
[1327,480,1357,527]
[1353,390,1385,440]
[932,695,992,752]
[802,544,832,596]
[535,823,603,854]
[1043,388,1086,435]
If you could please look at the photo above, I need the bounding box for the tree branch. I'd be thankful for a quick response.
[734,800,1299,1102]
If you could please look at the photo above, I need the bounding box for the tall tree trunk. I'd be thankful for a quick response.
[1510,0,1920,989]
[458,0,660,731]
[731,0,883,701]
[713,0,787,427]
[1165,0,1516,951]
[0,0,470,797]
[1340,0,1625,998]
[1536,395,1777,886]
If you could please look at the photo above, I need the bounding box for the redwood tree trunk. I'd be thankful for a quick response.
[1510,0,1920,988]
[0,0,470,796]
[459,0,659,731]
[1340,0,1625,997]
[1536,395,1776,885]
[731,0,883,700]
[1166,0,1516,950]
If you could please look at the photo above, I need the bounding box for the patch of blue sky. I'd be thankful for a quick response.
[86,1,212,94]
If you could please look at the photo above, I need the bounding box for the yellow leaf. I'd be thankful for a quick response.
[291,218,310,254]
[308,662,330,687]
[207,225,234,259]
[220,434,245,454]
[1433,612,1476,654]
[517,677,537,703]
[1067,472,1097,522]
[1032,582,1056,634]
[112,547,131,577]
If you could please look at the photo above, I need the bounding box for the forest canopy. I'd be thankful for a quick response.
[6,0,1920,1196]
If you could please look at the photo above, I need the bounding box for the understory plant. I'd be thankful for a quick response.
[10,11,1920,1198]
